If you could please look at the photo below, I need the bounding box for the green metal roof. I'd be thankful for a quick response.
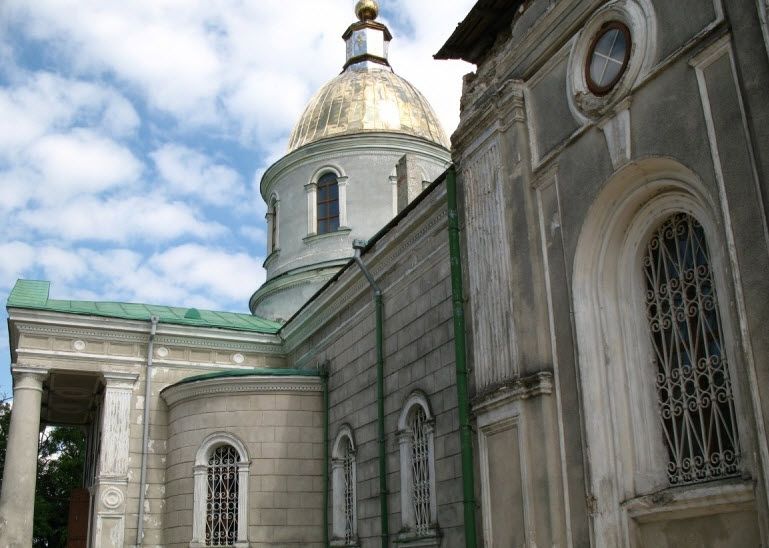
[6,279,281,334]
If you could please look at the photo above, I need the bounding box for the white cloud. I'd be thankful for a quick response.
[28,130,142,197]
[151,144,245,206]
[0,242,36,283]
[16,194,225,243]
[0,71,139,151]
[151,244,265,302]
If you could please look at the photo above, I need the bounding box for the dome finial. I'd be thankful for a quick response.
[355,0,379,21]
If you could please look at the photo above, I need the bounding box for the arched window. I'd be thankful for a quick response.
[642,212,740,485]
[331,425,357,546]
[317,172,340,234]
[571,161,755,547]
[192,433,250,548]
[207,445,240,545]
[397,392,437,542]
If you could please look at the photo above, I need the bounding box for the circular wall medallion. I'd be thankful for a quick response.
[156,346,169,358]
[585,22,631,96]
[232,353,245,364]
[101,487,124,509]
[72,340,86,352]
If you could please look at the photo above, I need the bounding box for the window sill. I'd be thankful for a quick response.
[622,478,755,523]
[395,529,441,547]
[303,227,351,244]
[330,539,359,547]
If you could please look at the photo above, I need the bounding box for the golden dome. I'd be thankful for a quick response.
[287,67,450,152]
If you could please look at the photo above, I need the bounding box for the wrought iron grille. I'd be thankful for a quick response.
[410,406,431,535]
[206,445,239,546]
[342,440,355,542]
[643,213,740,486]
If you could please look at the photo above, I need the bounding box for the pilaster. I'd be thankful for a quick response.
[91,372,138,548]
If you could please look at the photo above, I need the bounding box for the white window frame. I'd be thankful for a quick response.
[306,165,348,237]
[331,424,358,547]
[572,160,754,547]
[397,391,438,544]
[191,432,250,548]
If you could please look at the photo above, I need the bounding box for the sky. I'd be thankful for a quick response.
[0,0,476,397]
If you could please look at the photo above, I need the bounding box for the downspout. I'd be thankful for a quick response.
[447,166,478,548]
[136,315,159,546]
[320,362,330,547]
[352,240,389,548]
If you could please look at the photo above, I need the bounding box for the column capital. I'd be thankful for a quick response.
[102,372,138,391]
[337,175,349,186]
[11,366,48,390]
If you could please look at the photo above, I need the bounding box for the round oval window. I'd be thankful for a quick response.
[585,22,631,95]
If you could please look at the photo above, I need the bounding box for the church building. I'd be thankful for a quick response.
[2,0,769,547]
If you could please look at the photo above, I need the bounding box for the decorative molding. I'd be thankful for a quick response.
[597,97,632,169]
[72,339,86,352]
[161,375,322,407]
[622,480,755,523]
[14,322,283,355]
[472,371,554,414]
[232,353,245,364]
[100,486,124,510]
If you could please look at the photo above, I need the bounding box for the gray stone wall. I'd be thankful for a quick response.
[283,180,465,547]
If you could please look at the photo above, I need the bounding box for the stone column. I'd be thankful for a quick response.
[331,458,345,538]
[397,430,415,530]
[91,372,137,548]
[0,367,48,547]
[305,181,318,236]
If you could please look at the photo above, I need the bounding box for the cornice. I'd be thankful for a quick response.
[9,313,284,352]
[281,185,449,351]
[472,371,554,414]
[261,133,450,199]
[161,375,322,407]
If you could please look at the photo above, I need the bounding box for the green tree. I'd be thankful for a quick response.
[0,401,86,548]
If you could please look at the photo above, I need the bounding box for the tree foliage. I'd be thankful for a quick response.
[0,402,86,548]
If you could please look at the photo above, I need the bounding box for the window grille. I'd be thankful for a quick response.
[409,406,431,535]
[206,445,239,546]
[317,172,340,234]
[342,439,355,543]
[643,213,740,486]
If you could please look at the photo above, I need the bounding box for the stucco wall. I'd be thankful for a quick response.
[453,0,769,546]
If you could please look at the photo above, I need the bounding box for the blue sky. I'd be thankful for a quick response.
[0,0,475,396]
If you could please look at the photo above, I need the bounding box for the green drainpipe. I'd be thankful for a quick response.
[320,363,330,547]
[447,166,478,548]
[352,240,389,548]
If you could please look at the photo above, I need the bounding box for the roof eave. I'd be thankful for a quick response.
[434,0,524,64]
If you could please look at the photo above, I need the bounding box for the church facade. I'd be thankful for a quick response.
[2,1,769,547]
